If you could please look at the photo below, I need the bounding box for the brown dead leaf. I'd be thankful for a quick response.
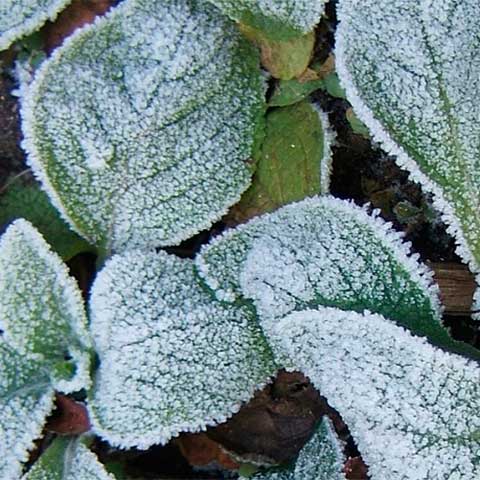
[344,456,369,479]
[46,394,91,435]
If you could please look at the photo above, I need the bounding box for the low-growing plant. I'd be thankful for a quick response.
[1,0,480,479]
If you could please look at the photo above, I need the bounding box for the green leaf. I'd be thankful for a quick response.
[0,341,55,479]
[230,102,332,223]
[21,0,265,253]
[88,250,276,449]
[335,0,480,315]
[345,108,369,139]
[0,0,73,51]
[197,196,480,360]
[273,307,480,479]
[0,181,94,260]
[322,72,346,99]
[269,77,325,107]
[242,418,345,480]
[0,220,91,393]
[24,437,115,479]
[207,0,327,40]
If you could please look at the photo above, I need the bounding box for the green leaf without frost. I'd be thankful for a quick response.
[274,307,480,480]
[207,0,327,40]
[88,250,276,449]
[0,220,91,393]
[0,341,55,480]
[0,0,72,51]
[21,0,265,253]
[335,0,480,316]
[24,437,114,480]
[242,418,345,480]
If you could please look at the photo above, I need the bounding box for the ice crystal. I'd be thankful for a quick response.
[21,0,265,253]
[335,0,480,316]
[0,220,91,393]
[274,307,480,480]
[0,0,72,51]
[196,196,479,358]
[207,0,327,39]
[24,437,114,479]
[88,249,276,449]
[243,417,345,479]
[0,341,55,480]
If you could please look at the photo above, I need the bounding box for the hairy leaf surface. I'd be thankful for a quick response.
[336,0,480,313]
[207,0,327,39]
[0,341,55,480]
[242,418,345,479]
[274,307,480,479]
[196,196,479,358]
[24,437,114,479]
[0,220,91,392]
[0,0,72,51]
[89,250,276,449]
[22,0,265,253]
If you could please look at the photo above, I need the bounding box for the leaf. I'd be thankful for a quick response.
[207,0,327,40]
[88,250,276,449]
[269,77,325,107]
[229,102,332,224]
[0,0,73,51]
[0,341,55,480]
[23,437,115,479]
[345,108,369,139]
[335,0,480,315]
[241,418,345,480]
[273,307,480,480]
[197,196,480,360]
[0,181,94,260]
[21,0,265,253]
[0,219,91,393]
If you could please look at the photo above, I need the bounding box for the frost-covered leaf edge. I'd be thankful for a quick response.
[0,0,73,51]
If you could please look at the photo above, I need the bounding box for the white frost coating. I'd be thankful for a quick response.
[88,250,276,449]
[23,438,115,479]
[274,308,480,480]
[242,417,345,479]
[21,0,265,253]
[0,219,91,393]
[0,0,72,51]
[335,0,480,317]
[0,341,55,480]
[196,196,459,356]
[314,105,335,195]
[207,0,327,38]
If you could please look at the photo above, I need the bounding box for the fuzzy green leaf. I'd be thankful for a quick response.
[24,437,114,479]
[21,0,265,253]
[0,182,94,260]
[0,220,91,392]
[208,0,327,40]
[231,102,332,222]
[0,341,55,480]
[336,0,480,314]
[0,0,72,51]
[197,196,480,360]
[242,418,345,479]
[274,307,480,479]
[88,250,276,449]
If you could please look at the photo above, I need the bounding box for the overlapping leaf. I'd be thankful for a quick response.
[336,0,480,315]
[88,250,276,449]
[0,0,72,51]
[22,0,265,253]
[273,307,480,479]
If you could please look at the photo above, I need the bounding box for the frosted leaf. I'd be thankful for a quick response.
[0,341,55,480]
[335,0,480,316]
[0,0,72,51]
[0,220,91,393]
[207,0,327,39]
[274,307,480,480]
[197,196,478,358]
[21,0,265,253]
[23,437,114,479]
[88,250,276,449]
[242,418,345,480]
